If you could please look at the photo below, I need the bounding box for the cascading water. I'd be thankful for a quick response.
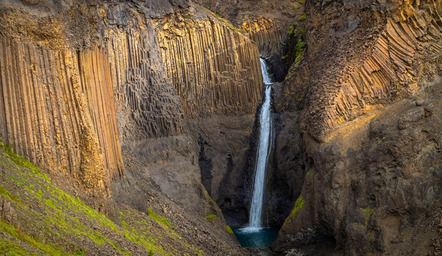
[248,60,273,229]
[232,58,278,248]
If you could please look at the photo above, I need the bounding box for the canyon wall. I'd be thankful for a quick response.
[0,35,122,208]
[197,0,302,81]
[158,13,262,117]
[274,0,441,255]
[190,0,305,228]
[281,0,441,141]
[0,0,266,254]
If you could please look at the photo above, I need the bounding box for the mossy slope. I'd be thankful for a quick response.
[0,143,205,255]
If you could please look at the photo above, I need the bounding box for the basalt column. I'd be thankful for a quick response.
[0,37,123,203]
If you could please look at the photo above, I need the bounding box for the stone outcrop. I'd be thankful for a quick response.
[274,0,441,255]
[275,81,441,255]
[241,17,289,81]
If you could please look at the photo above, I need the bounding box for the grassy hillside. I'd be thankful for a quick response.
[0,143,204,255]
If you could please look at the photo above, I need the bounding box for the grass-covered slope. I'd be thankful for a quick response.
[0,143,205,255]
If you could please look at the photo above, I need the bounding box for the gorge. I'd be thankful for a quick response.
[232,59,277,248]
[0,0,441,255]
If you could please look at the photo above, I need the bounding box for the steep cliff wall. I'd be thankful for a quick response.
[274,0,441,255]
[0,0,266,254]
[196,0,303,81]
[281,0,441,141]
[0,36,122,204]
[158,11,263,117]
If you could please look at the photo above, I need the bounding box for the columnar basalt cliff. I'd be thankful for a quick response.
[0,0,268,254]
[273,0,441,255]
[197,0,303,81]
[281,0,441,141]
[0,36,121,207]
[158,12,263,117]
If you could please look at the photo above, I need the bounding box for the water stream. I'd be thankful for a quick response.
[248,59,273,229]
[233,58,276,247]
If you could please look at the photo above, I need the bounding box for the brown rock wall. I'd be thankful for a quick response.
[282,0,441,141]
[104,29,184,141]
[158,11,263,117]
[274,0,442,254]
[0,37,122,194]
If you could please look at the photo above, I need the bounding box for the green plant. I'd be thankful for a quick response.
[226,225,234,235]
[298,13,307,22]
[288,193,305,221]
[294,39,306,64]
[148,208,173,229]
[204,214,217,222]
[361,207,375,227]
[288,26,294,34]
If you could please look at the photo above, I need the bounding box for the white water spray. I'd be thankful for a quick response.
[246,58,273,231]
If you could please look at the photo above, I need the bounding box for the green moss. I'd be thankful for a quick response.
[294,39,306,64]
[298,13,307,22]
[361,207,375,227]
[282,21,306,69]
[206,9,246,33]
[204,214,217,222]
[0,220,70,255]
[148,208,174,229]
[0,235,37,256]
[288,193,305,222]
[288,26,294,34]
[226,225,234,235]
[0,144,187,256]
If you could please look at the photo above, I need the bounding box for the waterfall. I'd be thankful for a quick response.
[247,58,273,230]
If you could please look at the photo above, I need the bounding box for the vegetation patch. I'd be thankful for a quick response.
[148,208,174,229]
[286,193,305,224]
[226,225,234,235]
[204,214,217,222]
[298,13,307,22]
[282,19,307,72]
[361,207,375,227]
[0,143,205,256]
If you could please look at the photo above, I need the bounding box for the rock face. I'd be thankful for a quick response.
[0,35,121,209]
[274,0,441,255]
[158,11,263,117]
[0,0,265,254]
[197,0,303,81]
[281,0,441,142]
